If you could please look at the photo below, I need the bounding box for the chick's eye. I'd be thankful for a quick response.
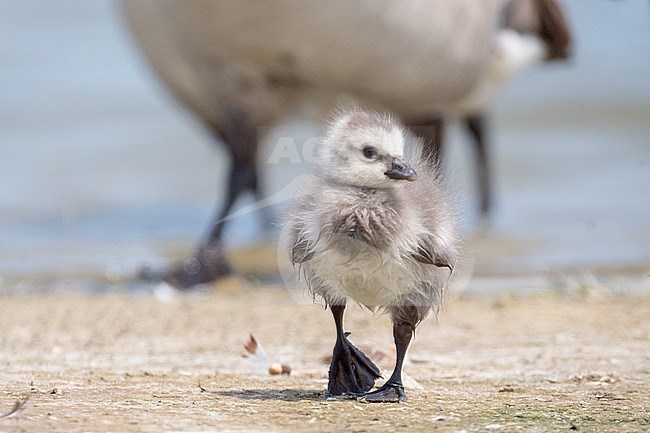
[363,146,377,159]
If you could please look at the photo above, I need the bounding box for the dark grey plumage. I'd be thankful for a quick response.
[282,109,460,402]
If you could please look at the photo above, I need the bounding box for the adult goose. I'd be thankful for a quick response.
[121,0,570,288]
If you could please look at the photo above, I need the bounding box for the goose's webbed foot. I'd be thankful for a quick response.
[163,243,232,289]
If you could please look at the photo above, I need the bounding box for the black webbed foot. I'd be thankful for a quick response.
[357,382,407,403]
[328,332,382,396]
[355,318,414,403]
[164,243,232,289]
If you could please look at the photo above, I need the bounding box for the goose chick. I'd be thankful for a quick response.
[283,109,459,402]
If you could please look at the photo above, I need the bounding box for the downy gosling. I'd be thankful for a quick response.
[283,109,460,402]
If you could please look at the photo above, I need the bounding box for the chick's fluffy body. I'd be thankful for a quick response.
[285,111,459,323]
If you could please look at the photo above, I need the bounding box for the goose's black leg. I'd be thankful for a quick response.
[407,117,445,168]
[359,320,412,403]
[408,114,493,217]
[328,304,382,396]
[207,156,259,242]
[163,110,259,289]
[464,114,491,216]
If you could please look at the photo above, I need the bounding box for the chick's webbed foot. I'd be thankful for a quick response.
[356,318,413,403]
[328,332,382,396]
[358,382,407,403]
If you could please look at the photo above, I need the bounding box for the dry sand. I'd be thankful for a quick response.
[1,278,648,432]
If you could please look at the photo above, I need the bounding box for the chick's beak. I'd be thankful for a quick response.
[385,158,417,181]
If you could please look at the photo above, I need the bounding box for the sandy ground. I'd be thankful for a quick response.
[1,277,648,433]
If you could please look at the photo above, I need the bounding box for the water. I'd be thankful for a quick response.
[1,1,649,289]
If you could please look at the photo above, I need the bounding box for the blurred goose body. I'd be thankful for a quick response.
[123,1,504,121]
[121,0,570,288]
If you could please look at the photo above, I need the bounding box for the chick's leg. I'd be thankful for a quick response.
[360,320,412,403]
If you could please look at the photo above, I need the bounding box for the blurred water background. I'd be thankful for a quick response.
[1,1,649,292]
